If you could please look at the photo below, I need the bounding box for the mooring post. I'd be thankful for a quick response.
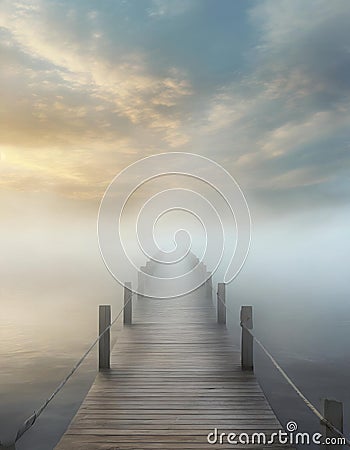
[240,306,253,371]
[99,305,111,370]
[198,263,205,287]
[138,267,145,300]
[123,282,132,325]
[217,283,226,325]
[321,399,344,449]
[206,272,212,300]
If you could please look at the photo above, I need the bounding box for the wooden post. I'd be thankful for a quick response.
[138,268,145,300]
[241,306,253,371]
[149,259,156,274]
[123,282,132,325]
[321,399,343,449]
[206,273,212,299]
[99,305,111,370]
[199,264,206,288]
[217,283,226,325]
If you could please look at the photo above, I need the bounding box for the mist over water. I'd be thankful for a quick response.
[1,192,349,449]
[222,206,350,447]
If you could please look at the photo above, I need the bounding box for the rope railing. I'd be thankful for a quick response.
[211,281,350,447]
[2,272,348,448]
[0,289,135,448]
[240,322,350,447]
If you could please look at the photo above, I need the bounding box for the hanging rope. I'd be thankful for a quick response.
[12,294,134,444]
[213,284,350,447]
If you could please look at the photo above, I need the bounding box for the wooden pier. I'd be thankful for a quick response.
[54,259,295,450]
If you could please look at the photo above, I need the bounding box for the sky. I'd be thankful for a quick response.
[0,0,350,300]
[1,0,349,213]
[1,4,350,446]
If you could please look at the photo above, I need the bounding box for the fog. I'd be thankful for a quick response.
[1,190,350,448]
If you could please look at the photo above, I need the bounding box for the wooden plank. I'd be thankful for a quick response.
[55,259,293,450]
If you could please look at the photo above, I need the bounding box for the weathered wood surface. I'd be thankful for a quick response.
[55,261,293,449]
[99,305,111,370]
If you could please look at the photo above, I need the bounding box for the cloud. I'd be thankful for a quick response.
[0,0,195,198]
[249,0,350,105]
[0,0,192,147]
[148,0,195,18]
[0,0,349,209]
[192,0,350,208]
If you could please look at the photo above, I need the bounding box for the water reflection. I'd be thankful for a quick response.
[1,207,350,449]
[0,281,123,449]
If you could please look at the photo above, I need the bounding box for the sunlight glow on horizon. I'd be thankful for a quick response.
[0,0,349,208]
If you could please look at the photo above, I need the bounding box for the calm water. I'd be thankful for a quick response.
[1,280,350,450]
[0,239,124,450]
[1,211,350,449]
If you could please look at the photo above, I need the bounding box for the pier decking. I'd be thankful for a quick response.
[54,269,293,450]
